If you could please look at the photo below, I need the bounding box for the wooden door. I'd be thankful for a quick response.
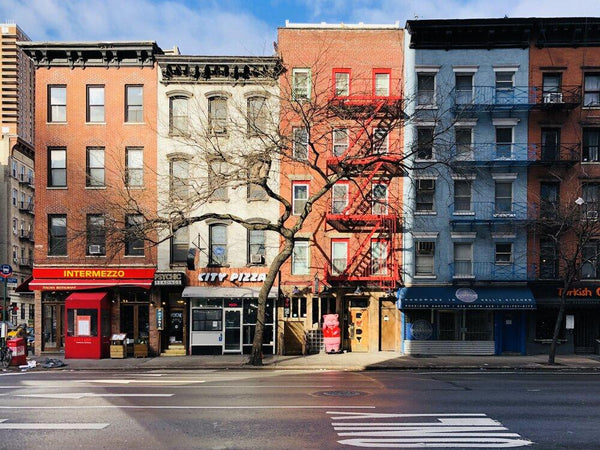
[350,308,369,352]
[380,300,397,351]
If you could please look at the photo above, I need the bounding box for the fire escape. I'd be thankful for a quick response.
[323,93,404,290]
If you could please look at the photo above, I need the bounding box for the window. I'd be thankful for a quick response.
[496,127,513,159]
[494,182,513,214]
[541,128,560,161]
[293,127,308,160]
[286,297,307,319]
[209,224,227,266]
[416,127,434,160]
[455,128,472,159]
[248,229,266,265]
[86,147,105,187]
[584,73,600,106]
[11,160,17,178]
[170,96,188,135]
[125,147,144,187]
[333,128,348,156]
[208,159,228,200]
[48,214,67,256]
[12,218,17,235]
[583,129,600,162]
[292,68,310,100]
[374,71,390,96]
[454,180,472,212]
[86,85,105,122]
[170,159,189,201]
[372,183,388,215]
[125,214,144,256]
[495,243,512,264]
[125,85,143,122]
[86,215,106,256]
[539,239,558,279]
[247,96,267,134]
[331,182,348,214]
[192,309,222,331]
[415,241,435,276]
[334,70,350,97]
[19,165,25,182]
[48,85,66,122]
[454,243,473,278]
[540,182,559,218]
[495,72,514,91]
[171,226,188,264]
[247,166,268,200]
[292,240,309,275]
[292,182,309,215]
[373,128,388,154]
[416,179,435,212]
[48,147,66,187]
[208,96,228,134]
[455,74,473,104]
[11,188,17,206]
[583,183,600,217]
[371,240,388,275]
[582,242,600,279]
[331,240,348,275]
[542,73,562,102]
[417,73,435,106]
[536,310,565,340]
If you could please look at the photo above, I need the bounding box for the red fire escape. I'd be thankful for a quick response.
[324,94,404,290]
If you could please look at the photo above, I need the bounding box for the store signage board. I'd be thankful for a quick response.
[156,308,164,330]
[154,272,184,286]
[198,272,267,283]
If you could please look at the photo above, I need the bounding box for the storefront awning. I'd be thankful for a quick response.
[397,286,536,310]
[29,278,154,291]
[182,286,278,298]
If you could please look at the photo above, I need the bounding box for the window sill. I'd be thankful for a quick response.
[85,122,106,125]
[86,255,106,258]
[415,105,438,110]
[415,158,438,163]
[46,122,67,125]
[534,339,567,344]
[581,161,600,164]
[208,198,230,203]
[453,211,475,216]
[415,211,437,215]
[124,122,146,125]
[125,186,146,190]
[85,186,107,190]
[124,255,145,258]
[414,275,437,279]
[47,186,68,190]
[247,198,269,202]
[47,255,68,258]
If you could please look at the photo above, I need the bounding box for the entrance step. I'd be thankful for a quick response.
[160,344,187,356]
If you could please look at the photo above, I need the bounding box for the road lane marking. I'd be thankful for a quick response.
[16,393,173,399]
[0,384,334,389]
[0,405,375,410]
[0,419,109,430]
[76,379,206,384]
[328,412,532,448]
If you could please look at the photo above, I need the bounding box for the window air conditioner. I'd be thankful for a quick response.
[543,92,563,104]
[88,244,104,255]
[586,210,599,220]
[250,254,264,264]
[417,179,435,190]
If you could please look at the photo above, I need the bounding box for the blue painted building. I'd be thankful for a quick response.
[400,19,536,355]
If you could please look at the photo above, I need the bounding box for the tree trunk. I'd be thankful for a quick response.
[548,291,567,365]
[248,239,294,366]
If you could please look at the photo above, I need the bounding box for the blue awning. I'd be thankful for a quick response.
[397,286,536,310]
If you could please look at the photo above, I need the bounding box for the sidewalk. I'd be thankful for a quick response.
[11,352,600,372]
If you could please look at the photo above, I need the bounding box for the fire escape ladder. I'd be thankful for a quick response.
[340,217,383,278]
[337,100,386,160]
[341,161,384,215]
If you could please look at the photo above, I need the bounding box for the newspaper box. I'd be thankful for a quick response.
[110,333,127,359]
[8,337,26,366]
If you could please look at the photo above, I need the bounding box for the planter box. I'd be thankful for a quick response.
[110,344,126,359]
[134,343,148,358]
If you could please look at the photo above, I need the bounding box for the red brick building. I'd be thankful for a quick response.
[527,18,600,354]
[276,23,404,354]
[20,42,162,357]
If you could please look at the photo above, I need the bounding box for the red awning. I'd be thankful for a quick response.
[15,275,33,293]
[29,278,153,291]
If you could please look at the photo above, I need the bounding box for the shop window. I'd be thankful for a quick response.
[247,96,267,134]
[48,85,66,122]
[292,182,309,215]
[120,303,149,342]
[169,96,188,135]
[464,311,493,340]
[248,229,266,265]
[170,158,189,201]
[415,241,435,276]
[208,96,228,134]
[292,68,311,100]
[333,128,348,156]
[293,127,309,161]
[417,73,435,106]
[48,147,66,187]
[312,297,336,328]
[86,85,105,123]
[86,214,106,256]
[582,129,600,163]
[67,309,98,337]
[438,311,459,340]
[292,240,310,275]
[405,310,432,339]
[331,182,348,214]
[535,310,565,340]
[125,147,144,187]
[209,224,227,266]
[86,147,105,187]
[416,127,434,160]
[48,214,67,256]
[415,179,435,212]
[125,214,144,256]
[125,85,143,123]
[192,309,222,331]
[171,226,188,264]
[584,73,600,107]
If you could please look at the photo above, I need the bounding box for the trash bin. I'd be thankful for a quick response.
[7,337,27,366]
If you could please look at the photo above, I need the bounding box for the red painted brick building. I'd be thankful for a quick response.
[20,42,162,357]
[276,23,404,354]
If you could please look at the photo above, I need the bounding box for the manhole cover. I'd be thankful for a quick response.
[316,390,366,397]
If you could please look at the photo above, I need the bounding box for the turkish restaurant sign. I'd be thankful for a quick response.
[557,287,600,298]
[33,268,155,279]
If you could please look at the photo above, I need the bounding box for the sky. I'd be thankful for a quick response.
[1,0,599,55]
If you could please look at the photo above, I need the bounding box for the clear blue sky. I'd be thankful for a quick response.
[1,0,599,55]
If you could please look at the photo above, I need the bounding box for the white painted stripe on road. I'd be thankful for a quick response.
[337,438,533,448]
[328,412,487,419]
[0,384,334,389]
[16,393,173,399]
[0,419,109,430]
[76,379,206,384]
[0,405,375,410]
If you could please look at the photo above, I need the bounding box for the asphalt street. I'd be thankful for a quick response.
[0,369,599,449]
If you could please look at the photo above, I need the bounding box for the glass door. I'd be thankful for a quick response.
[224,308,241,352]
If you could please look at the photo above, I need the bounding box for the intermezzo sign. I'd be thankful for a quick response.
[198,272,267,283]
